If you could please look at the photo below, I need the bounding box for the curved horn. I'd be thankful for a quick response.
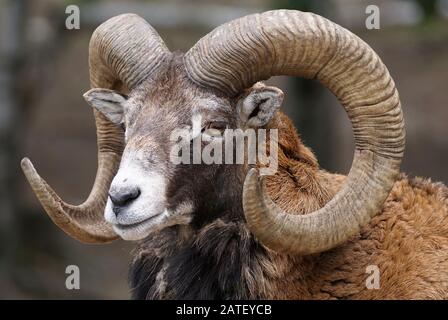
[185,10,405,254]
[22,14,169,243]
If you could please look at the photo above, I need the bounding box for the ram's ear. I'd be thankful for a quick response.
[83,88,128,125]
[237,83,284,128]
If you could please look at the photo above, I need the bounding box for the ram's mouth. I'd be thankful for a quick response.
[115,212,164,229]
[112,212,166,240]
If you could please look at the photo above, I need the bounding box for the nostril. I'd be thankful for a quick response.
[109,187,141,207]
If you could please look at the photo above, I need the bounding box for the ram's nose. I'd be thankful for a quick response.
[109,186,140,212]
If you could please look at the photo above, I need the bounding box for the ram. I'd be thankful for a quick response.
[22,10,448,299]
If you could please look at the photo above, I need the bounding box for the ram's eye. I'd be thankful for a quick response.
[202,122,227,137]
[120,123,126,131]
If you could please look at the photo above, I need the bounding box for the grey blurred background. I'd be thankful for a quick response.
[0,0,447,299]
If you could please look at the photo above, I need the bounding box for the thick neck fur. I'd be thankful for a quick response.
[129,166,262,299]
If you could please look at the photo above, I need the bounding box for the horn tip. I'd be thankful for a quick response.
[21,157,42,187]
[245,168,259,184]
[21,157,34,173]
[247,167,259,178]
[244,167,263,191]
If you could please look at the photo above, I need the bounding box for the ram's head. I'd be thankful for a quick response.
[22,11,405,255]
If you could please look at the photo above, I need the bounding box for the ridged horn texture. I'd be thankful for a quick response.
[185,10,406,255]
[21,14,169,243]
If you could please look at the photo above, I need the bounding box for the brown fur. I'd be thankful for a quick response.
[257,113,448,299]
